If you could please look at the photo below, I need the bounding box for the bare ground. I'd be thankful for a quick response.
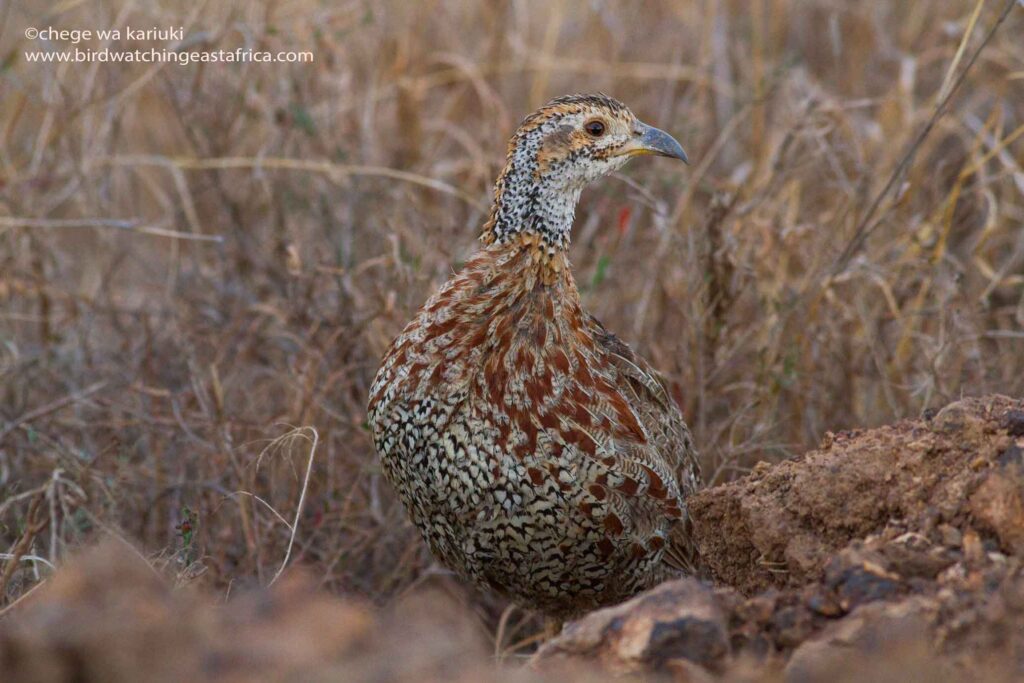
[538,395,1024,680]
[3,395,1023,681]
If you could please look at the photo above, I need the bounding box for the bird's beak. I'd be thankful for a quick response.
[618,122,689,164]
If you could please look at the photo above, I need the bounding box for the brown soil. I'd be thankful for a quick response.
[692,394,1024,594]
[0,540,608,682]
[3,395,1024,681]
[538,395,1024,679]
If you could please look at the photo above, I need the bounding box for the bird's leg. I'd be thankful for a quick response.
[542,616,564,640]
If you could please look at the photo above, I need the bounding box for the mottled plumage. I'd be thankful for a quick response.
[368,94,701,618]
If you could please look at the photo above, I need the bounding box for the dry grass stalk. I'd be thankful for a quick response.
[1,0,1022,647]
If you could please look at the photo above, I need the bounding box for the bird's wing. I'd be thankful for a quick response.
[586,314,702,572]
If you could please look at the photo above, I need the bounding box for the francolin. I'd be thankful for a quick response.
[368,94,701,619]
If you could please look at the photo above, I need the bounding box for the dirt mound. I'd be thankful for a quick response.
[0,541,602,683]
[538,395,1024,679]
[689,395,1024,594]
[3,395,1023,681]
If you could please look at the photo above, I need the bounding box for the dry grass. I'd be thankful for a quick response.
[1,0,1022,643]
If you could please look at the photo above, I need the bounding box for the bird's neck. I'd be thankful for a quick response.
[456,241,579,318]
[481,155,582,256]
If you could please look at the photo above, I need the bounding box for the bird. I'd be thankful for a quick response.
[367,93,701,620]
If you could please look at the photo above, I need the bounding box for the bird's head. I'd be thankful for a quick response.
[483,94,687,253]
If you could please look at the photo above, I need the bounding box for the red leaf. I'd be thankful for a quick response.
[617,206,632,236]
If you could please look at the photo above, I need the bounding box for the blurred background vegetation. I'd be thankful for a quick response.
[1,0,1022,639]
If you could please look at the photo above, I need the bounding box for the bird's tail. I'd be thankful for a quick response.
[662,514,704,577]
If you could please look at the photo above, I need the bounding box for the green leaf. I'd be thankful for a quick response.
[289,103,317,137]
[591,254,611,288]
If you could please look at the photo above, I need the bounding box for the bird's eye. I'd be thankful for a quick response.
[584,120,606,137]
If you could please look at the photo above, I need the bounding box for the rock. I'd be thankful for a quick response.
[824,551,904,612]
[970,470,1024,554]
[937,524,963,548]
[784,597,942,683]
[1000,410,1024,438]
[534,578,729,675]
